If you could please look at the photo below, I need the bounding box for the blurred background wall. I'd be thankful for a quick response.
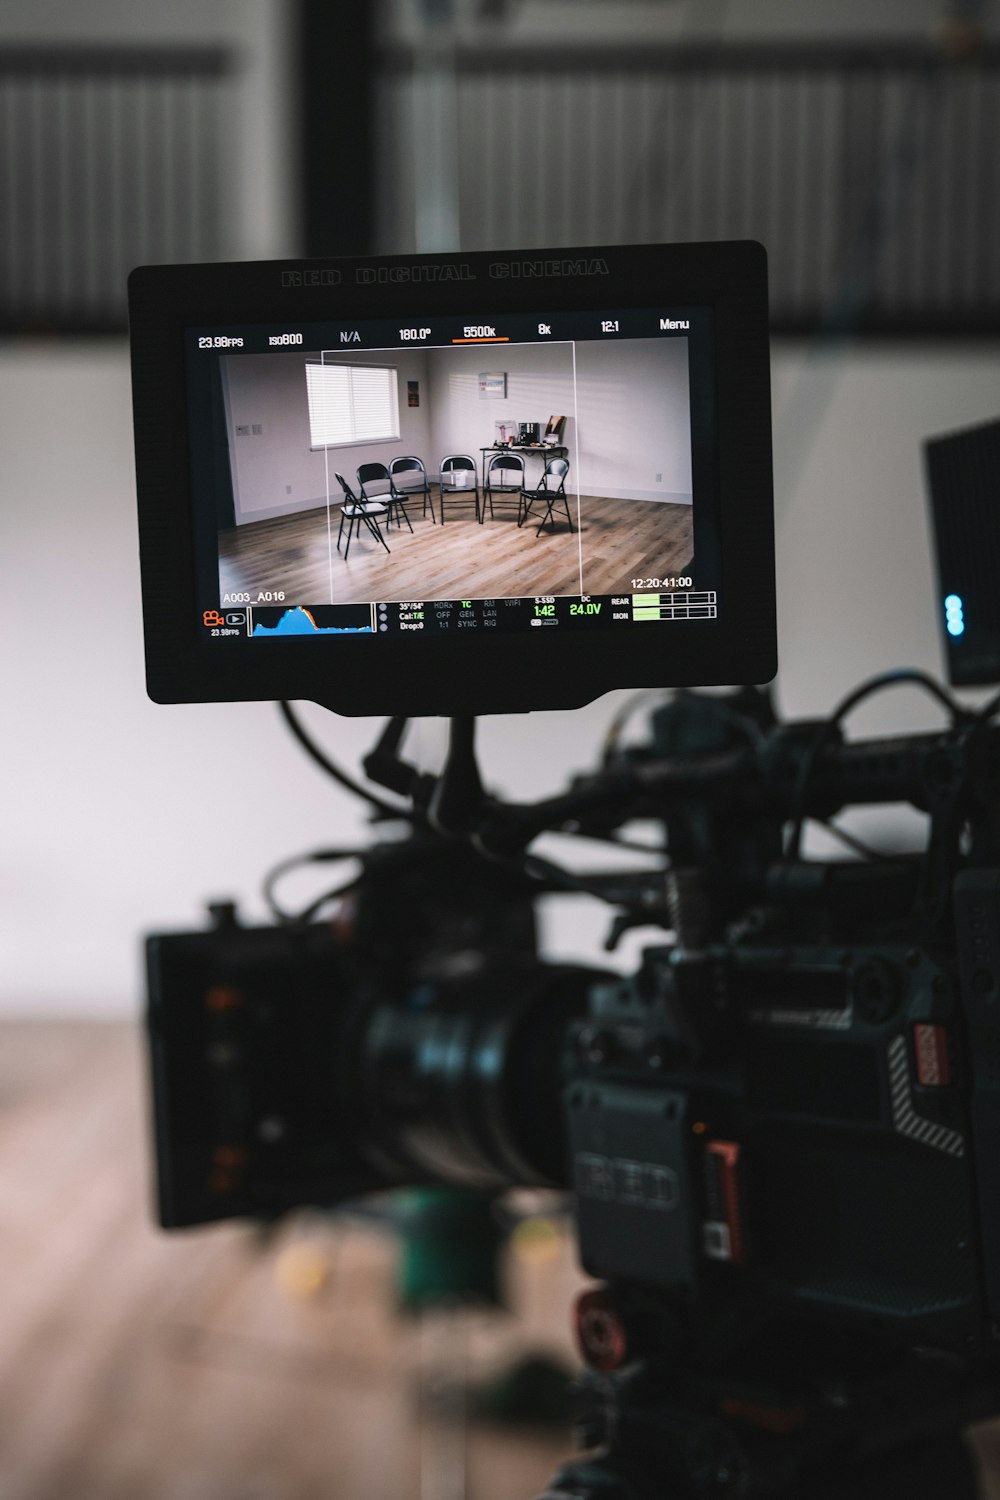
[3,0,1000,1017]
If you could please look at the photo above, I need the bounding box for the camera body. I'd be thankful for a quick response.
[147,691,1000,1362]
[570,937,979,1348]
[141,681,1000,1499]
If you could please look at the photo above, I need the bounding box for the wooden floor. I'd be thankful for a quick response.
[5,1023,1000,1499]
[0,1024,583,1500]
[218,494,693,607]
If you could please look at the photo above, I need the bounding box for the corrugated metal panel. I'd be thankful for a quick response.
[0,46,236,334]
[376,41,1000,334]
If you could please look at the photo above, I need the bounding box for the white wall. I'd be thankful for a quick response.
[426,342,577,476]
[771,339,1000,725]
[575,337,691,502]
[4,336,1000,1016]
[426,338,691,501]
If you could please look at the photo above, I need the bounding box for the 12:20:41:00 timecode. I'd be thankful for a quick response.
[631,576,693,589]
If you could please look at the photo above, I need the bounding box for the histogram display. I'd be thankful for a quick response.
[251,605,373,637]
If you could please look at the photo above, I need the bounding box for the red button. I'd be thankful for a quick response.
[574,1288,629,1372]
[913,1024,951,1087]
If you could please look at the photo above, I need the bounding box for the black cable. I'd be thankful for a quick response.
[978,687,1000,723]
[816,819,893,863]
[263,848,364,923]
[521,851,651,914]
[279,701,410,819]
[783,669,967,863]
[601,689,668,764]
[362,716,424,799]
[295,876,364,926]
[602,689,768,767]
[567,830,666,856]
[522,853,614,900]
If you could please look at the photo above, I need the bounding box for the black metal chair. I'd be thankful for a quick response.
[519,457,574,536]
[357,461,414,534]
[438,454,480,523]
[334,473,390,559]
[483,452,525,521]
[389,455,435,522]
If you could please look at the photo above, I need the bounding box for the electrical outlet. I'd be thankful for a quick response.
[286,485,292,494]
[655,472,662,483]
[235,424,250,436]
[252,423,263,435]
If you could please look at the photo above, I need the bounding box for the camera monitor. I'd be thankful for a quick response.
[926,415,1000,688]
[129,241,775,716]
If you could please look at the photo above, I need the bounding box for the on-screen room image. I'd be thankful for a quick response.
[215,338,694,607]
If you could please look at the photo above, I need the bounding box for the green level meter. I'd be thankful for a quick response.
[633,606,662,620]
[632,593,660,608]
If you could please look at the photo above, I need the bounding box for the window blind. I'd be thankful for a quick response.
[306,362,400,447]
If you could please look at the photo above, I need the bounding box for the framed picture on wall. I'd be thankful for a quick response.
[478,371,507,399]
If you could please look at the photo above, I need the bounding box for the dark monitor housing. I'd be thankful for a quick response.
[927,416,1000,688]
[129,241,776,717]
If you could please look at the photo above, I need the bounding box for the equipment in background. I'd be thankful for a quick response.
[927,415,1000,687]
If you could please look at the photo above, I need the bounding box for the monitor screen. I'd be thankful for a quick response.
[130,242,775,715]
[191,305,710,639]
[926,416,1000,688]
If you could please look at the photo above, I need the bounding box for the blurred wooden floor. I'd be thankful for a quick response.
[5,1023,1000,1500]
[0,1024,582,1500]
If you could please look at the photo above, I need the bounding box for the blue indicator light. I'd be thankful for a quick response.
[944,594,965,638]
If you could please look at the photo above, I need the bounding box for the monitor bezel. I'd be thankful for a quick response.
[129,240,776,717]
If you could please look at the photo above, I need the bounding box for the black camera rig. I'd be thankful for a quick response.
[147,671,1000,1499]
